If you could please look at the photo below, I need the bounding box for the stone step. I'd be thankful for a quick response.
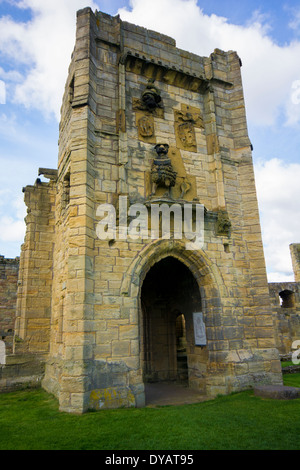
[254,385,300,400]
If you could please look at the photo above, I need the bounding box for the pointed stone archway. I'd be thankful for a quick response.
[120,239,226,404]
[140,256,202,385]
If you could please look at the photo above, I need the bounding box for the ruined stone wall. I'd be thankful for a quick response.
[0,256,19,354]
[290,244,300,283]
[0,246,53,393]
[15,175,56,356]
[42,9,100,406]
[269,281,300,355]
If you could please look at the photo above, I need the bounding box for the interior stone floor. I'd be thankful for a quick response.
[144,382,211,406]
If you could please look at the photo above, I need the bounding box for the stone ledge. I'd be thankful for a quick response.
[0,375,42,394]
[282,365,300,374]
[254,385,300,400]
[0,354,45,393]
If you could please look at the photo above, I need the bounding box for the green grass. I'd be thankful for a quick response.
[0,374,299,450]
[282,373,300,388]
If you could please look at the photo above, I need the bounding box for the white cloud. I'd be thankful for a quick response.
[286,79,300,126]
[0,193,26,244]
[1,0,300,126]
[0,0,299,278]
[0,67,22,83]
[0,80,5,104]
[267,272,295,283]
[254,158,300,280]
[0,0,98,120]
[288,7,300,33]
[0,216,25,242]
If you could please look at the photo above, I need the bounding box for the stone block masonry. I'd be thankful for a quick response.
[290,244,300,283]
[0,256,47,392]
[15,172,57,356]
[12,8,286,413]
[269,280,300,356]
[0,256,19,354]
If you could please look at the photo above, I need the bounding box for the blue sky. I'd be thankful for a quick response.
[0,0,300,281]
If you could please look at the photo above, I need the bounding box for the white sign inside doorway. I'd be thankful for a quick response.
[193,312,206,346]
[0,340,6,365]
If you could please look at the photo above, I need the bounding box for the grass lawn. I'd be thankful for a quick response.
[0,373,299,451]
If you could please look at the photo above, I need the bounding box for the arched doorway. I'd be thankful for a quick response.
[140,256,203,387]
[120,239,225,405]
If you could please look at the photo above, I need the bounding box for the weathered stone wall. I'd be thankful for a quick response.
[5,8,284,412]
[2,9,299,408]
[0,354,45,393]
[0,256,46,393]
[39,8,283,413]
[290,244,300,283]
[15,174,56,356]
[0,256,19,354]
[42,8,100,408]
[269,281,300,355]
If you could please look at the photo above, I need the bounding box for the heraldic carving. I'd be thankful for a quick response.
[151,144,177,197]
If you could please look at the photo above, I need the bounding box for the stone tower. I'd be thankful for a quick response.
[15,8,283,413]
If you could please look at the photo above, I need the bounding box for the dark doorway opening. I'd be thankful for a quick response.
[141,256,202,386]
[176,313,188,383]
[279,289,295,308]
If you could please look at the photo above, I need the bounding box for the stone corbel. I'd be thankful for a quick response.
[215,210,231,237]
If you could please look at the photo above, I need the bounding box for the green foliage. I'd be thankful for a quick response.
[0,375,299,450]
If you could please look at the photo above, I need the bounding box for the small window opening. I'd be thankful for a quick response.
[279,290,295,308]
[68,76,75,104]
[224,243,230,253]
[61,172,70,209]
